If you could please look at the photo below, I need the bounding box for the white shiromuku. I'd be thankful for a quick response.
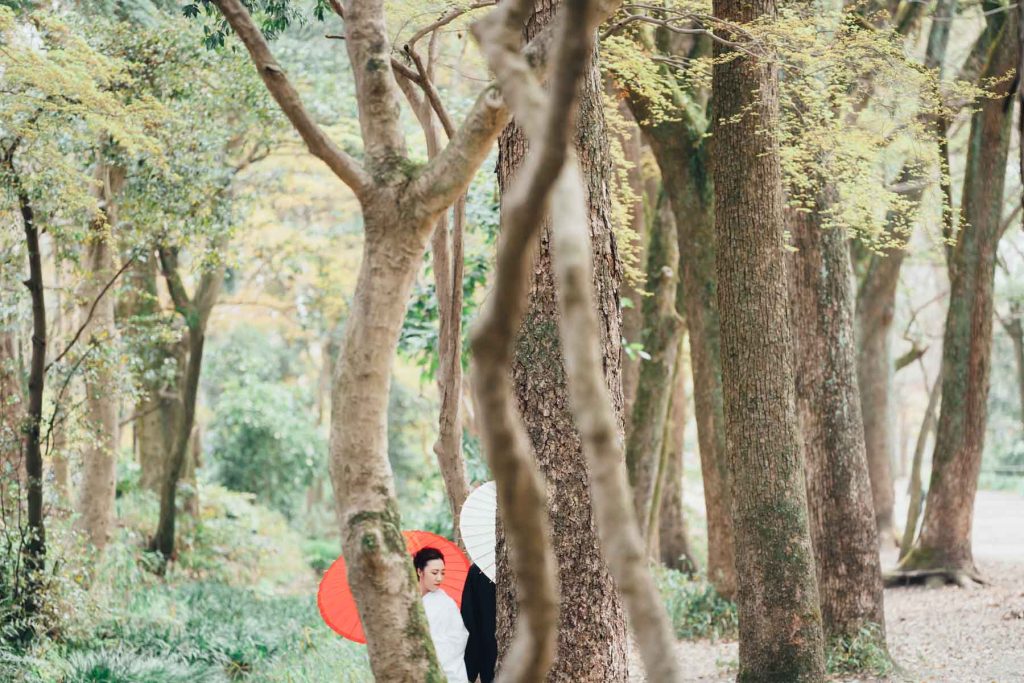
[422,589,469,682]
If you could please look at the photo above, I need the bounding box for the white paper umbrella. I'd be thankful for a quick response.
[459,481,497,582]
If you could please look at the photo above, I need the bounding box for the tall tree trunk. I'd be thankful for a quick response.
[900,16,1017,580]
[658,335,695,572]
[616,97,648,423]
[899,368,942,561]
[329,222,446,679]
[855,0,957,544]
[0,331,22,482]
[626,192,682,544]
[149,249,224,562]
[75,162,125,550]
[999,305,1024,429]
[788,190,886,640]
[622,85,737,598]
[712,0,826,677]
[17,180,46,625]
[495,3,629,678]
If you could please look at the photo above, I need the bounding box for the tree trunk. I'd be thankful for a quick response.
[901,16,1017,579]
[1001,306,1024,429]
[712,0,826,676]
[788,191,886,640]
[0,331,22,482]
[658,335,695,572]
[626,192,682,544]
[853,233,905,545]
[899,368,941,561]
[495,3,629,678]
[18,181,47,624]
[75,162,125,550]
[623,86,737,599]
[329,219,445,679]
[149,249,224,562]
[616,96,648,423]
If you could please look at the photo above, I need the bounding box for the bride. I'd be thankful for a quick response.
[414,547,469,682]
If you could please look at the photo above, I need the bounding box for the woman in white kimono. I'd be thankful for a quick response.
[415,547,469,682]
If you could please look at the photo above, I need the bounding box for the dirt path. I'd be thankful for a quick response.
[635,489,1024,682]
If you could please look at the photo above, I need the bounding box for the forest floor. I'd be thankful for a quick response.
[635,488,1024,682]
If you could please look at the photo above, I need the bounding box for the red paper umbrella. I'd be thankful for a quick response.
[317,530,470,644]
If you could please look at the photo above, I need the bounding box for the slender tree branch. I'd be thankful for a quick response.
[45,253,137,373]
[212,0,370,196]
[407,1,497,50]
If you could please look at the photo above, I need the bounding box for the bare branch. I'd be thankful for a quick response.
[45,253,137,374]
[157,247,192,314]
[212,0,370,196]
[404,45,456,138]
[406,1,497,51]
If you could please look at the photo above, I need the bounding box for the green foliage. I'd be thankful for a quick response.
[655,567,738,641]
[400,168,498,381]
[825,624,893,677]
[204,326,325,518]
[387,381,452,535]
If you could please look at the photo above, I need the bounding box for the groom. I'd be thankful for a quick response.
[460,563,496,683]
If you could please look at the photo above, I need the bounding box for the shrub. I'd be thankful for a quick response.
[826,623,892,677]
[655,567,739,641]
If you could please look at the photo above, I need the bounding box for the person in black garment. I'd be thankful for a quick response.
[460,563,497,682]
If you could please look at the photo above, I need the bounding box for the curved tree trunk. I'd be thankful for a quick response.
[495,3,629,679]
[329,218,447,679]
[658,335,695,572]
[712,0,826,676]
[626,191,682,544]
[76,162,125,551]
[788,192,886,641]
[901,16,1017,579]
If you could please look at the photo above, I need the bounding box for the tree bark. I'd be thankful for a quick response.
[658,335,695,572]
[149,248,223,562]
[17,178,47,623]
[899,367,941,561]
[788,191,886,641]
[626,191,682,544]
[712,0,826,676]
[75,161,125,550]
[900,15,1017,579]
[1000,306,1024,429]
[495,3,629,679]
[622,75,736,598]
[616,96,648,423]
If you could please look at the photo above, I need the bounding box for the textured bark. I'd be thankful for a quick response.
[75,162,125,550]
[788,193,886,641]
[899,369,941,561]
[622,75,736,598]
[711,0,826,676]
[626,192,682,544]
[494,3,628,679]
[901,16,1017,578]
[658,336,695,572]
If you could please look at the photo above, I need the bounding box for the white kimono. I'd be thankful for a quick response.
[422,589,469,682]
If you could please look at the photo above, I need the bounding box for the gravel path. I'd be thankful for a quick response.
[631,489,1024,682]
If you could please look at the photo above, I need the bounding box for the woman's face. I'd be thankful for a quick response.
[417,559,445,594]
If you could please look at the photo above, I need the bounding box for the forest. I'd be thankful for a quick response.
[1,0,1022,681]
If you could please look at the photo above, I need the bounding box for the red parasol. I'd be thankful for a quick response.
[317,530,470,644]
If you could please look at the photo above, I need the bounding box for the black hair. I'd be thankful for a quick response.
[413,547,445,572]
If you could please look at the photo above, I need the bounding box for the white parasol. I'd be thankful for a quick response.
[459,481,497,582]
